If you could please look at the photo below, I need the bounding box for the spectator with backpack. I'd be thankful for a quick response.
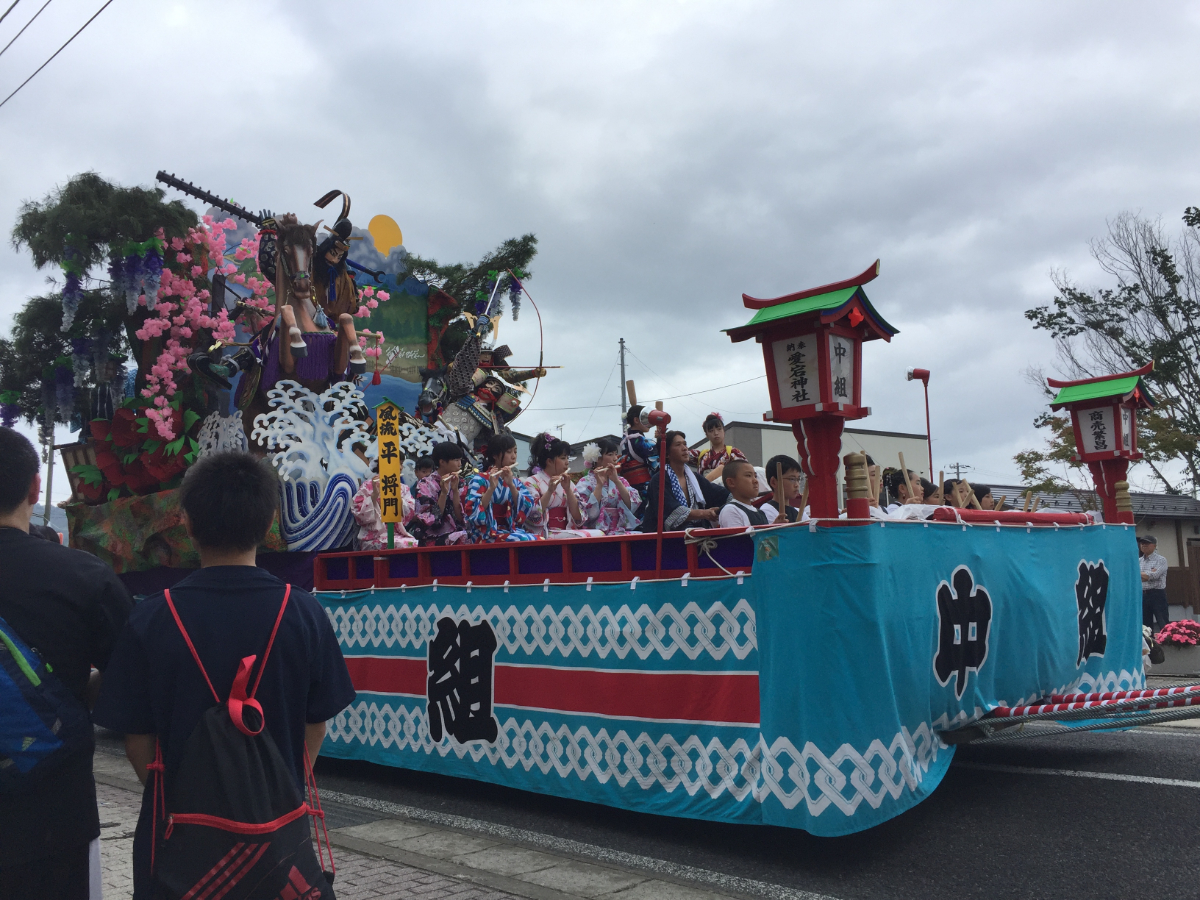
[93,452,356,900]
[0,427,133,900]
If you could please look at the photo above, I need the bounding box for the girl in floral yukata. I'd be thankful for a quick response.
[352,457,417,550]
[696,412,748,483]
[462,432,539,543]
[575,437,641,535]
[408,441,469,546]
[523,433,605,539]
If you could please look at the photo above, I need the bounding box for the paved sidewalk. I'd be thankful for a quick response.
[92,750,742,900]
[94,775,515,900]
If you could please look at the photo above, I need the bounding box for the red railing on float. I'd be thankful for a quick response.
[314,528,757,591]
[927,508,1091,527]
[313,509,1098,592]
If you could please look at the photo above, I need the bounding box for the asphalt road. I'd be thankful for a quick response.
[310,727,1200,900]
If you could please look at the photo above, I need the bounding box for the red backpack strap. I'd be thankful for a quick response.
[163,588,220,704]
[249,584,291,699]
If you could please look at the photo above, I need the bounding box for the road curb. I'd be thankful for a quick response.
[329,830,611,900]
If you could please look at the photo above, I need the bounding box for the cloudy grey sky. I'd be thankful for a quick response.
[2,0,1199,500]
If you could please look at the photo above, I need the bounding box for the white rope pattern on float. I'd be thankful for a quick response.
[315,568,751,598]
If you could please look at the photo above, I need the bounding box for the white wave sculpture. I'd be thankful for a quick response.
[196,411,248,456]
[252,380,372,551]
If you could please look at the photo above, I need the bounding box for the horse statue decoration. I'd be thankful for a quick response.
[241,200,372,550]
[253,211,368,396]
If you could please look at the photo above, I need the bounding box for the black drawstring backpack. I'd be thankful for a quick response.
[148,585,336,900]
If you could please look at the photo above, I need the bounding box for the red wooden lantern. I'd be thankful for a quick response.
[725,260,897,518]
[1047,362,1155,524]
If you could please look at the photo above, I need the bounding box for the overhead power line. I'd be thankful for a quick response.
[0,1,22,29]
[530,374,765,411]
[0,0,50,61]
[0,0,113,111]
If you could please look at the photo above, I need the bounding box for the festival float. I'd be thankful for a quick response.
[1,171,539,591]
[312,262,1200,837]
[5,175,1198,836]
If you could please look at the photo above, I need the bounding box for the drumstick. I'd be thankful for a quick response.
[1022,491,1032,512]
[995,494,1006,511]
[1031,496,1041,512]
[961,479,983,510]
[897,453,914,498]
[626,380,638,408]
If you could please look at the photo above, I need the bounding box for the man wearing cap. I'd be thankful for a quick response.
[1138,535,1170,634]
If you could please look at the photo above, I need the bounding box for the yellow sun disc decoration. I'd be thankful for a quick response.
[368,215,404,256]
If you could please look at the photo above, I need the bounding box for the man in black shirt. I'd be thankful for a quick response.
[94,451,355,899]
[0,427,133,899]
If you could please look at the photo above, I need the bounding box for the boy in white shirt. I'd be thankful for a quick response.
[718,460,769,529]
[760,454,805,524]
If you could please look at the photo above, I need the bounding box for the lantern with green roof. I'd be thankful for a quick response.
[1048,362,1155,523]
[725,261,897,518]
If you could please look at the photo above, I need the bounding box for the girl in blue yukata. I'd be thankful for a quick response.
[462,432,541,543]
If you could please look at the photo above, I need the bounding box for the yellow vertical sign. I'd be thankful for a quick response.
[375,401,403,548]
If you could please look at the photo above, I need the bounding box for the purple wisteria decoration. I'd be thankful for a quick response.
[108,254,130,310]
[71,338,92,388]
[142,247,162,310]
[123,252,145,313]
[61,271,83,331]
[54,365,74,420]
[509,276,521,321]
[0,391,21,428]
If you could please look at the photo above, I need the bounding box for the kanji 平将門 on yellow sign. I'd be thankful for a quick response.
[375,401,404,526]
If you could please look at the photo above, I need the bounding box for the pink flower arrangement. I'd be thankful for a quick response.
[130,218,271,439]
[120,216,391,443]
[1156,620,1200,646]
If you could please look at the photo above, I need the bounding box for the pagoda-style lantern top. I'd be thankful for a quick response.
[724,260,898,424]
[1048,362,1155,463]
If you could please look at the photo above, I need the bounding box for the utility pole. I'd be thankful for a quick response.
[619,337,627,413]
[948,462,972,480]
[41,413,54,527]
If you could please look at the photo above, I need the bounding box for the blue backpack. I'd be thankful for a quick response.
[0,614,92,791]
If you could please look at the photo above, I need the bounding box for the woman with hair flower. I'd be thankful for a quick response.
[463,432,540,543]
[575,437,641,535]
[523,433,605,539]
[696,412,747,483]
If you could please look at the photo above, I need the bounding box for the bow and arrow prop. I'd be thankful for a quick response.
[502,268,545,424]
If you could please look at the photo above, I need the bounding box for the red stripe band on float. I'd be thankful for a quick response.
[344,657,760,725]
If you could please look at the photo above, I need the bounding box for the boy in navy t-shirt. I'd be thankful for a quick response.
[94,452,356,899]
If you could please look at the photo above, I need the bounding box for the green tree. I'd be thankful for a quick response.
[406,234,538,363]
[1,172,197,422]
[11,171,194,271]
[1021,210,1200,495]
